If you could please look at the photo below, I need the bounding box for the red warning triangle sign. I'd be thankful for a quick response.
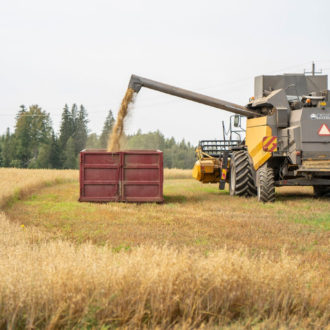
[318,124,330,136]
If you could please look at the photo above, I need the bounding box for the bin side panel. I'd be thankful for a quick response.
[84,153,120,165]
[123,183,162,202]
[123,168,160,181]
[122,151,163,202]
[80,151,121,202]
[85,168,119,181]
[84,184,119,199]
[124,153,160,166]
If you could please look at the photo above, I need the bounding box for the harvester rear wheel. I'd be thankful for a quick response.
[257,164,275,203]
[229,150,256,197]
[313,185,330,197]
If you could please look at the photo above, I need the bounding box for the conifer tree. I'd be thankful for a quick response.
[71,103,78,129]
[33,143,51,168]
[1,128,13,167]
[86,133,100,149]
[49,132,61,168]
[59,104,74,150]
[99,110,115,148]
[14,105,51,167]
[0,142,2,167]
[15,105,30,167]
[63,137,77,169]
[73,105,88,153]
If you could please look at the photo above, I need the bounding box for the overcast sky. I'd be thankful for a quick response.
[1,0,330,145]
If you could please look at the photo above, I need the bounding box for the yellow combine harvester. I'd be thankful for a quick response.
[128,72,330,202]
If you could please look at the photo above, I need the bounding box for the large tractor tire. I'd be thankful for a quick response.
[313,185,330,198]
[229,150,257,197]
[257,164,275,203]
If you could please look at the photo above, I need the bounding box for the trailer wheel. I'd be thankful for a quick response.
[257,164,275,203]
[229,150,256,197]
[313,185,330,197]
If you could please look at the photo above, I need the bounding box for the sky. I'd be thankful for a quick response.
[1,0,330,145]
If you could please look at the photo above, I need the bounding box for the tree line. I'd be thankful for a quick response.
[0,105,196,169]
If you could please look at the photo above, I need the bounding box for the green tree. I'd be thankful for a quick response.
[86,133,100,149]
[73,105,88,153]
[71,104,78,127]
[124,130,195,169]
[0,142,2,167]
[125,131,166,150]
[59,103,89,167]
[1,128,14,167]
[99,110,115,148]
[14,105,52,167]
[63,137,77,169]
[49,132,61,168]
[59,104,74,150]
[29,143,51,168]
[14,105,30,166]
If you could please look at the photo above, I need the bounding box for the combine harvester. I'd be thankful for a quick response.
[128,71,330,202]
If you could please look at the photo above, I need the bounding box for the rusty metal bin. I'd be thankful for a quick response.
[79,149,163,202]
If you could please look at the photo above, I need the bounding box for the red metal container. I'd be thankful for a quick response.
[79,149,163,202]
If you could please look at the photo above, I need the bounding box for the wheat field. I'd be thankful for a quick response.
[0,168,329,329]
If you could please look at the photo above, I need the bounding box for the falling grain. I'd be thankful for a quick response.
[107,88,135,152]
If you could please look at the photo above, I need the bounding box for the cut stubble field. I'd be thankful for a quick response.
[7,178,330,257]
[0,168,329,329]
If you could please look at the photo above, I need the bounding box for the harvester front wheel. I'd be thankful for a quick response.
[229,150,256,197]
[257,164,275,203]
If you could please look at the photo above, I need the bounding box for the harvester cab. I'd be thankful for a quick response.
[127,71,330,202]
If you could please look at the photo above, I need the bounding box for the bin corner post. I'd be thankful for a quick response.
[160,151,164,201]
[79,152,84,201]
[119,151,124,202]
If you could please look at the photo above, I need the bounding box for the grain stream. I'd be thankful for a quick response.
[107,88,135,152]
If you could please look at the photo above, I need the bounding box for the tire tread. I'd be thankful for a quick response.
[258,165,275,203]
[230,150,257,197]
